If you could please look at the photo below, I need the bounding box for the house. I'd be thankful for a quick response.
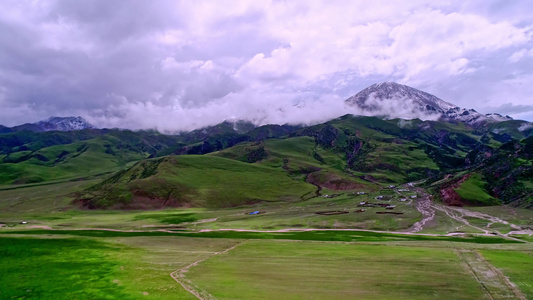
[357,192,365,195]
[399,198,407,202]
[376,196,383,200]
[389,185,396,188]
[410,195,417,199]
[249,211,260,215]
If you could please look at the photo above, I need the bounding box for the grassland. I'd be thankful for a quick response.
[481,250,533,298]
[82,154,321,208]
[0,235,240,300]
[0,236,131,300]
[0,139,147,186]
[455,173,500,205]
[1,231,531,300]
[187,240,486,299]
[0,181,421,232]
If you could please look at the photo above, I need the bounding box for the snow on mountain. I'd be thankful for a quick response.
[345,82,513,126]
[36,116,95,131]
[485,113,513,122]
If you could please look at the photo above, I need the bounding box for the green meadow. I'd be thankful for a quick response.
[0,114,532,299]
[1,232,531,300]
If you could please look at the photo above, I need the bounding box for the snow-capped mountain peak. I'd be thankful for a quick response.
[36,116,95,131]
[345,82,512,125]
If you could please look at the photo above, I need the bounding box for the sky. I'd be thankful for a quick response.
[0,0,532,131]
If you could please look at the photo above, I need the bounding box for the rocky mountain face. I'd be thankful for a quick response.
[35,116,95,131]
[6,116,95,132]
[345,82,515,126]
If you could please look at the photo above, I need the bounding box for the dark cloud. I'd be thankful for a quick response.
[0,1,532,129]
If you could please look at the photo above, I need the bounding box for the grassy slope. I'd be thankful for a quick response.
[83,155,317,208]
[455,173,500,205]
[160,155,317,206]
[213,136,375,190]
[0,138,148,185]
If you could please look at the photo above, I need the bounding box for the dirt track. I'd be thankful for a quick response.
[407,187,435,233]
[170,241,245,300]
[432,205,529,242]
[456,249,526,300]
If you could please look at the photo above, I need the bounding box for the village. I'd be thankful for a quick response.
[246,183,419,217]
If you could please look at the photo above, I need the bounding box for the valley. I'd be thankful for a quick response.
[0,83,532,299]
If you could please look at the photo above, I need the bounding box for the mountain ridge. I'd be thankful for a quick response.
[345,82,516,126]
[1,82,530,134]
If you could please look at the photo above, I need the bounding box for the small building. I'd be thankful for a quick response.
[399,198,407,202]
[249,211,260,215]
[389,185,396,188]
[410,195,417,199]
[376,196,383,200]
[359,201,367,205]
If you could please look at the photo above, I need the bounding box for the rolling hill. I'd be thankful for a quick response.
[1,82,531,209]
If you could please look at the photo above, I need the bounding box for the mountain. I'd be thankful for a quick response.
[345,82,516,126]
[0,125,12,134]
[77,114,532,209]
[35,116,95,131]
[436,137,533,208]
[10,116,95,132]
[1,111,531,209]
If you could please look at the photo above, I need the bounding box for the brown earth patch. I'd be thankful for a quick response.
[109,195,192,210]
[306,171,365,190]
[439,174,472,206]
[315,211,349,216]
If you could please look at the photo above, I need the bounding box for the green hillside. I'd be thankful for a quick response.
[79,155,317,209]
[0,130,181,185]
[1,115,531,209]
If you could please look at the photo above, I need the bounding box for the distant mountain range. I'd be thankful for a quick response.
[0,82,530,134]
[0,116,95,133]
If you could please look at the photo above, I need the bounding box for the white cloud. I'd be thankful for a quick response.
[0,0,532,129]
[509,48,533,63]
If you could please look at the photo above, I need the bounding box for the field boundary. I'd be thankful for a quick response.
[455,249,526,300]
[170,240,246,300]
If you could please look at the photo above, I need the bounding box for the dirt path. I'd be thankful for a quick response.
[4,224,506,238]
[170,241,245,300]
[455,249,526,300]
[407,188,435,233]
[141,218,218,228]
[434,204,490,234]
[432,205,528,242]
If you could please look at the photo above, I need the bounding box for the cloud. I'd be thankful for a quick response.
[87,87,351,133]
[0,0,532,129]
[353,93,442,121]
